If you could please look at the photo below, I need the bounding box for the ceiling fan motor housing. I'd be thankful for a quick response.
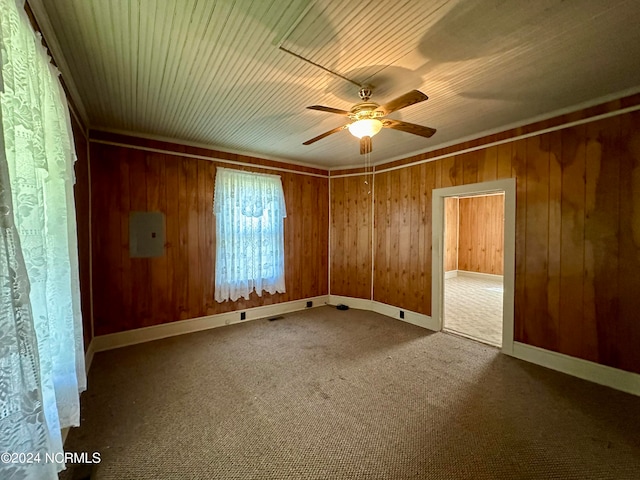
[349,102,383,120]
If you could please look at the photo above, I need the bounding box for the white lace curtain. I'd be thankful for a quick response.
[213,167,287,302]
[0,0,85,477]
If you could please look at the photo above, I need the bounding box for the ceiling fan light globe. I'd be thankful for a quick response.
[348,119,383,139]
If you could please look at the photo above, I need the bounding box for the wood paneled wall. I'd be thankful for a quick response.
[444,197,458,272]
[90,136,328,336]
[329,175,372,298]
[373,162,436,314]
[70,116,92,349]
[458,194,504,275]
[330,108,640,374]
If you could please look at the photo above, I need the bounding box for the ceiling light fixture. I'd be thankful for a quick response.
[348,118,383,139]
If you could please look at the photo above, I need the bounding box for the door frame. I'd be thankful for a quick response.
[431,178,516,355]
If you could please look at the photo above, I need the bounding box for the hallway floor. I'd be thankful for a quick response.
[444,272,503,347]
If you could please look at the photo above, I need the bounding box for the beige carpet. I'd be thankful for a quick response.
[61,307,640,479]
[445,273,503,346]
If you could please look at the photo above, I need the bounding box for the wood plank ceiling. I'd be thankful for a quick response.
[31,0,640,168]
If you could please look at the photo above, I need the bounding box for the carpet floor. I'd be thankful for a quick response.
[444,273,503,347]
[61,307,640,479]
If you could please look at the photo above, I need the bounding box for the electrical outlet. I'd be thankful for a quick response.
[306,301,313,308]
[400,310,405,319]
[240,312,246,320]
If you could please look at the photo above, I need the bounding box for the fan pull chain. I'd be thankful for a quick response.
[364,150,372,195]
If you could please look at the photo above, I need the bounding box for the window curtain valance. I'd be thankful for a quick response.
[213,167,286,302]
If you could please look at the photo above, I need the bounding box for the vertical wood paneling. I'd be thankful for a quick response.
[458,196,472,270]
[440,156,456,188]
[583,122,603,362]
[146,153,169,325]
[444,197,458,272]
[383,172,393,304]
[386,170,399,306]
[357,178,372,299]
[96,145,123,332]
[176,159,190,318]
[512,138,528,341]
[164,155,181,320]
[423,162,436,312]
[373,169,392,306]
[347,177,356,293]
[199,160,214,313]
[317,177,329,296]
[523,134,550,347]
[291,172,304,300]
[117,149,132,331]
[330,177,344,295]
[461,151,479,185]
[185,160,201,317]
[409,168,421,302]
[90,145,106,333]
[70,117,92,348]
[91,139,328,336]
[329,175,371,298]
[129,148,150,326]
[371,164,431,315]
[300,177,320,296]
[398,167,411,308]
[457,195,504,275]
[546,130,562,353]
[344,177,354,296]
[585,118,619,365]
[478,146,498,182]
[497,143,513,179]
[282,174,295,305]
[204,161,216,314]
[616,112,640,372]
[373,171,389,303]
[558,125,586,358]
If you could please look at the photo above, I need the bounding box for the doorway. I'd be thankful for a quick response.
[442,193,504,346]
[431,179,516,354]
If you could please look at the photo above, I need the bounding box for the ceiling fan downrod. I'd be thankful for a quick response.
[358,86,373,102]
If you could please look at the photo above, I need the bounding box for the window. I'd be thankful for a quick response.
[213,167,287,302]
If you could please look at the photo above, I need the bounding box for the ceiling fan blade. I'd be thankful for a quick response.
[307,105,350,116]
[376,90,428,115]
[383,119,436,138]
[302,125,348,145]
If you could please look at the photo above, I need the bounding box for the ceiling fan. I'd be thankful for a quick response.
[302,86,436,154]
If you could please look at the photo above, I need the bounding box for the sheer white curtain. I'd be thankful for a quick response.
[213,167,287,302]
[0,119,59,480]
[0,0,85,477]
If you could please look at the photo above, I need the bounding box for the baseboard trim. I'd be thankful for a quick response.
[328,296,639,396]
[511,342,640,396]
[328,295,372,311]
[91,295,329,353]
[328,295,437,331]
[87,295,639,397]
[457,270,503,281]
[371,301,438,330]
[444,270,458,279]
